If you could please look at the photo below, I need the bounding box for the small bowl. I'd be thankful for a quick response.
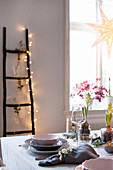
[32,134,58,145]
[82,158,113,170]
[103,143,113,153]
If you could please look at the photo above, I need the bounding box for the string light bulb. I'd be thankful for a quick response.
[26,79,29,84]
[32,83,34,89]
[29,61,32,64]
[29,42,32,47]
[34,118,37,122]
[17,25,25,32]
[26,79,29,82]
[28,34,32,38]
[22,27,25,30]
[29,52,31,56]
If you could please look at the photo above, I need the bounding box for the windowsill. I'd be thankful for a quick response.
[63,109,107,117]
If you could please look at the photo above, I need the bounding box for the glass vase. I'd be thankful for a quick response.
[78,120,91,144]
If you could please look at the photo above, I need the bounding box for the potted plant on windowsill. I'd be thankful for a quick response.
[101,103,113,142]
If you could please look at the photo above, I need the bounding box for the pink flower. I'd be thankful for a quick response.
[70,93,75,98]
[92,85,98,90]
[79,94,84,98]
[94,96,101,102]
[95,91,104,99]
[96,78,101,82]
[78,81,90,92]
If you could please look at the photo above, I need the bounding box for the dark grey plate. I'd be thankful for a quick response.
[25,138,67,151]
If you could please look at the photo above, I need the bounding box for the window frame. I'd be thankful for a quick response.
[64,0,70,113]
[64,0,106,117]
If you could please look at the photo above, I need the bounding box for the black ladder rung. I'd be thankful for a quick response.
[6,103,31,107]
[6,49,26,54]
[6,76,29,80]
[6,130,32,135]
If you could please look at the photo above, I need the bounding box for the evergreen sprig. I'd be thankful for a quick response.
[17,80,24,91]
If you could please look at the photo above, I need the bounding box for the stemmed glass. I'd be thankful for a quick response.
[70,105,82,145]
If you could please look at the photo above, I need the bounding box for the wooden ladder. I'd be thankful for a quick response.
[3,27,35,136]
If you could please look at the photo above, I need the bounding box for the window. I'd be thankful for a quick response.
[68,0,113,110]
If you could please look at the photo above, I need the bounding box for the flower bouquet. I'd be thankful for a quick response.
[72,79,108,119]
[71,78,108,142]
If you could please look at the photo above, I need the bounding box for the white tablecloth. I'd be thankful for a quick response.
[1,135,77,170]
[1,134,113,170]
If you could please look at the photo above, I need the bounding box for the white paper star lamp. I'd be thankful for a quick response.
[88,7,113,57]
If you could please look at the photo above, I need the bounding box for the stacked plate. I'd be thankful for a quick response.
[25,134,68,154]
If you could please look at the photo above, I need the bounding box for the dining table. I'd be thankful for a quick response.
[1,132,113,170]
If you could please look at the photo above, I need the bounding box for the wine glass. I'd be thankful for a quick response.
[70,105,82,145]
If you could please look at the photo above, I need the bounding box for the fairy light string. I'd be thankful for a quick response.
[19,26,38,129]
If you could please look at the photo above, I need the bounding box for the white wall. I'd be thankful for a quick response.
[0,0,65,136]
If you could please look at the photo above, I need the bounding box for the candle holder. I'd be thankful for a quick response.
[66,117,69,134]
